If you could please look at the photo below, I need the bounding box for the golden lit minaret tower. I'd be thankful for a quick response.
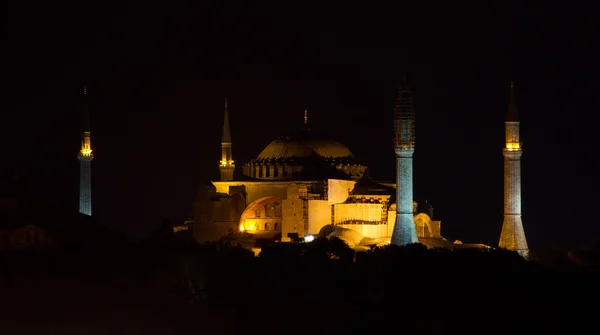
[498,80,529,257]
[390,77,419,246]
[78,86,93,216]
[219,98,234,181]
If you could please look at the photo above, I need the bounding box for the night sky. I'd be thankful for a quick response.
[2,2,597,250]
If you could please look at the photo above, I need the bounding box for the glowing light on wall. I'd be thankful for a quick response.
[79,136,93,157]
[240,220,257,232]
[304,235,314,242]
[506,142,521,151]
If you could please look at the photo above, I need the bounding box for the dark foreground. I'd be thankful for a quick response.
[1,238,598,335]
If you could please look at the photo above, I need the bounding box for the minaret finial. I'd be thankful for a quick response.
[222,98,231,143]
[82,85,91,132]
[507,79,519,121]
[304,109,308,125]
[219,97,234,181]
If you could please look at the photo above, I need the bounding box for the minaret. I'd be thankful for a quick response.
[219,98,234,181]
[78,86,93,216]
[302,108,311,131]
[390,77,419,246]
[304,109,308,125]
[498,80,529,257]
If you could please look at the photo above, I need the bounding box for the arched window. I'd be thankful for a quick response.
[255,208,261,217]
[274,222,279,231]
[264,223,270,231]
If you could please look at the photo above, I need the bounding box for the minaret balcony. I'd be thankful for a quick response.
[78,148,93,158]
[505,142,522,151]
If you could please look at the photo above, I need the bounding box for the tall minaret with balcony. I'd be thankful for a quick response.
[498,80,529,257]
[390,77,419,246]
[219,98,235,181]
[78,86,93,216]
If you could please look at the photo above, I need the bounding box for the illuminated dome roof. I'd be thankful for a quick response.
[242,128,368,181]
[256,129,355,160]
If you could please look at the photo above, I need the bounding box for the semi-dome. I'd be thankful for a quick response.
[242,129,368,181]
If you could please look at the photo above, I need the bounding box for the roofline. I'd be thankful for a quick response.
[212,178,356,186]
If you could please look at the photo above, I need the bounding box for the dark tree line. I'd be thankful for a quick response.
[1,235,599,334]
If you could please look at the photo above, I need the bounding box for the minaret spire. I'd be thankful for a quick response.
[390,77,419,246]
[82,86,91,132]
[222,97,231,143]
[78,85,93,216]
[304,109,308,125]
[506,78,519,122]
[499,79,529,257]
[219,97,234,181]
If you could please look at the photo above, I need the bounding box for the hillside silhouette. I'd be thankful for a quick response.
[2,229,598,334]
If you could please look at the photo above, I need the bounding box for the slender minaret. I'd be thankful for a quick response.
[78,86,93,216]
[390,78,419,246]
[498,80,529,257]
[219,98,234,181]
[304,109,308,125]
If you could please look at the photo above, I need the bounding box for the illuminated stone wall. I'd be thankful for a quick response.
[387,211,396,236]
[281,184,304,240]
[213,181,292,205]
[499,148,528,256]
[239,196,282,232]
[391,148,418,245]
[327,179,355,204]
[333,203,383,224]
[336,224,388,239]
[308,200,331,235]
[430,221,442,238]
[78,156,93,216]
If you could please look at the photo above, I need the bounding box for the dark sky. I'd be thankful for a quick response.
[2,2,598,249]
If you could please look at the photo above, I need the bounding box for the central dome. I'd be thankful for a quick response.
[242,129,368,181]
[257,130,355,160]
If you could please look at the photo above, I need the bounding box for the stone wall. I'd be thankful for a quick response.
[308,200,331,235]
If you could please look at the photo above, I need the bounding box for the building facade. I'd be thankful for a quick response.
[192,82,489,252]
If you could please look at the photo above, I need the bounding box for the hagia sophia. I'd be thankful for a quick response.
[1,77,529,257]
[189,78,530,257]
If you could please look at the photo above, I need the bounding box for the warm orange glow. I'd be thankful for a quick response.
[80,136,93,157]
[220,160,234,166]
[240,221,257,232]
[506,142,521,151]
